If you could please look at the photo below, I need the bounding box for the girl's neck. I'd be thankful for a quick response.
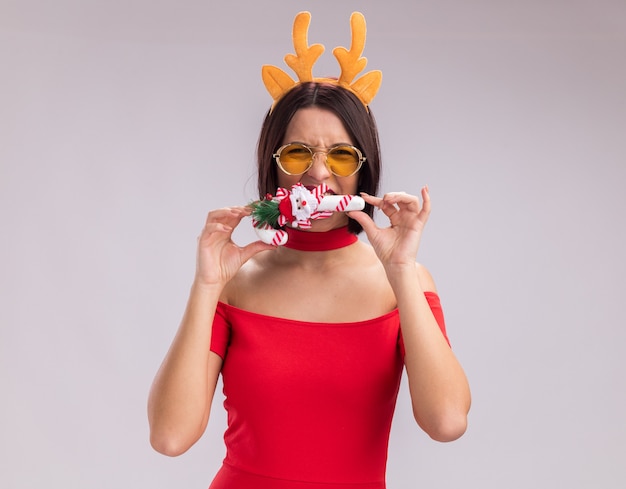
[282,226,358,252]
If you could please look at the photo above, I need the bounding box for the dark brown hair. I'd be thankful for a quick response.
[256,82,381,234]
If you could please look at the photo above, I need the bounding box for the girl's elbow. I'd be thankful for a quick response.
[149,426,195,457]
[415,408,469,442]
[426,414,468,442]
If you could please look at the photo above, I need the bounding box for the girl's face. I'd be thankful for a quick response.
[277,107,360,230]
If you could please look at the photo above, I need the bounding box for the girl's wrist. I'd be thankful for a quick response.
[384,263,422,292]
[190,277,225,297]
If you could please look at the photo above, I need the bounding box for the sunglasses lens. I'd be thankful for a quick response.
[278,144,313,174]
[327,146,362,176]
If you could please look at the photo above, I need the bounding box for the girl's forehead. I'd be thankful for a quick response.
[284,108,352,143]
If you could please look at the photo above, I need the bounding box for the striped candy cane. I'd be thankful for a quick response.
[252,189,365,246]
[252,219,289,246]
[316,194,365,213]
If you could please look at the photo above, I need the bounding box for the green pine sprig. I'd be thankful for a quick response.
[249,199,282,229]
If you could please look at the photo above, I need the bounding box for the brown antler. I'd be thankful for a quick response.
[284,12,325,83]
[262,11,381,109]
[334,12,381,106]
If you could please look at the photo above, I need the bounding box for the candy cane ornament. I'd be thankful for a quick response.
[250,183,365,245]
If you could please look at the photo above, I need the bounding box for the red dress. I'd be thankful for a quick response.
[208,292,449,489]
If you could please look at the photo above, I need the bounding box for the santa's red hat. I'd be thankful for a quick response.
[278,197,294,223]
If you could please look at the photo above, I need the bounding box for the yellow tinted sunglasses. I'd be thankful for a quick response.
[273,143,365,177]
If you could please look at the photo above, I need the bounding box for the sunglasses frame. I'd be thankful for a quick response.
[273,142,366,177]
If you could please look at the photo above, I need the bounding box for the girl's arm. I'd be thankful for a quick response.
[348,188,471,441]
[148,207,274,455]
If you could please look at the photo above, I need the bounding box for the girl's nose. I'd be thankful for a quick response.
[306,152,332,180]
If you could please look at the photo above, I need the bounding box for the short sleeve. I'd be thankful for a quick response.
[399,292,451,358]
[210,302,231,359]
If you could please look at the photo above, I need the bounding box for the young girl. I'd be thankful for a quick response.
[148,12,470,489]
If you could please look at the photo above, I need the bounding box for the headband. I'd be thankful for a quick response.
[261,11,382,110]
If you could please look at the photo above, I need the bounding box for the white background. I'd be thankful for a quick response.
[1,1,625,487]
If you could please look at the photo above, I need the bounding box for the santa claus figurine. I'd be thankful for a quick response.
[250,183,365,245]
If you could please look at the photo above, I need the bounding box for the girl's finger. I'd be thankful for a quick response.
[346,210,378,236]
[205,206,250,226]
[359,192,382,207]
[199,223,233,242]
[420,186,431,217]
[361,192,400,217]
[380,200,400,218]
[382,192,421,213]
[240,240,277,262]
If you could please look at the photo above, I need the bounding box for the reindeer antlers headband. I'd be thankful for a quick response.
[262,11,382,110]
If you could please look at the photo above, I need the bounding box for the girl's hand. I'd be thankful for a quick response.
[195,206,275,288]
[347,186,431,271]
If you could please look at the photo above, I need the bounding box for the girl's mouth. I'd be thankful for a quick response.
[305,185,336,195]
